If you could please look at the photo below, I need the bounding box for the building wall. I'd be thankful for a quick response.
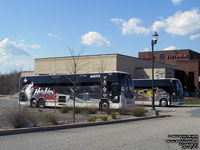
[116,55,137,77]
[139,49,192,66]
[139,49,200,91]
[116,54,175,78]
[21,71,35,77]
[135,68,175,79]
[34,54,117,75]
[176,60,200,91]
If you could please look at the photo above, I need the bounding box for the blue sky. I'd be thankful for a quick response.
[0,0,200,73]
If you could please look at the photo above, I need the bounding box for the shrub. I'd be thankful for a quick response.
[104,108,112,115]
[110,112,117,119]
[60,106,71,113]
[87,117,96,122]
[132,106,146,117]
[75,107,82,114]
[6,109,28,128]
[45,113,59,125]
[118,108,131,115]
[60,107,82,114]
[100,115,108,121]
[24,112,38,127]
[87,108,98,114]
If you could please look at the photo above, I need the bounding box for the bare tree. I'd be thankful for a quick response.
[66,47,85,124]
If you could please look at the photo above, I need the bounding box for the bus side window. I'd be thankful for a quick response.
[112,85,118,93]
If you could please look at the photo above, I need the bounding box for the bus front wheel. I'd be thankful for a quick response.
[160,99,168,107]
[100,101,109,111]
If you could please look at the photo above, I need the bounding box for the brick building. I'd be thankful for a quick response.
[139,49,200,94]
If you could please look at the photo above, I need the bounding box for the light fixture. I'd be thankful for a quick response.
[153,31,158,44]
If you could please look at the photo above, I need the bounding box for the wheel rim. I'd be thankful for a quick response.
[39,100,45,108]
[161,100,167,107]
[31,100,37,107]
[102,103,109,111]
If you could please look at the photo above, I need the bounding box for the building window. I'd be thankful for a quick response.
[160,54,165,60]
[189,54,193,59]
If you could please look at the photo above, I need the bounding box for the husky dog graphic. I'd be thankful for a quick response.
[21,82,34,101]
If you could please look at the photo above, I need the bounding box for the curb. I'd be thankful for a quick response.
[0,115,170,136]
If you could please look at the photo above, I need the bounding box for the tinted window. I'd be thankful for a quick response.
[119,74,127,86]
[175,80,183,96]
[133,79,172,87]
[133,79,174,93]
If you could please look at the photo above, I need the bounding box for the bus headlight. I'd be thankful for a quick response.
[114,96,118,100]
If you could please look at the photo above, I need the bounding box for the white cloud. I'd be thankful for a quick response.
[172,0,183,5]
[190,34,200,40]
[0,55,34,73]
[0,55,9,65]
[111,9,200,40]
[0,38,40,56]
[81,32,111,47]
[0,38,40,73]
[144,48,150,52]
[17,43,41,49]
[152,9,200,39]
[164,46,176,50]
[20,39,25,43]
[152,20,166,32]
[111,18,151,35]
[110,18,124,25]
[48,33,62,40]
[166,9,200,35]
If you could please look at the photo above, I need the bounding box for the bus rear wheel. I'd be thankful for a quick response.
[100,101,109,111]
[38,99,45,108]
[160,99,168,107]
[31,99,38,108]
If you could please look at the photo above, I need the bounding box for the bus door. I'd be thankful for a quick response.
[170,80,178,104]
[111,83,120,103]
[176,80,184,103]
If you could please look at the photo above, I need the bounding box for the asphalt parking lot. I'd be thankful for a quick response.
[0,100,199,150]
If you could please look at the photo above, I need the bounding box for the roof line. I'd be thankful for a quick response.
[139,49,198,53]
[35,53,137,60]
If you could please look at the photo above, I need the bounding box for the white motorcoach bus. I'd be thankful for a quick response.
[133,78,184,107]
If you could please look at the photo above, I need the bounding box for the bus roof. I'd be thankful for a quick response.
[20,71,131,85]
[22,71,130,78]
[132,78,179,81]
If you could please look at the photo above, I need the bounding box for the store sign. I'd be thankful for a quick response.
[166,54,188,59]
[142,53,188,60]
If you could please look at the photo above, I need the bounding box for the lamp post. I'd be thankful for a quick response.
[151,31,158,110]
